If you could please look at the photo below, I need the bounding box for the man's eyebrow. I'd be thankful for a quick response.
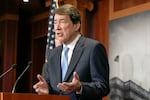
[60,18,65,21]
[54,19,66,23]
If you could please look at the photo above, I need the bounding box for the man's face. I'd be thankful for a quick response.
[54,14,80,45]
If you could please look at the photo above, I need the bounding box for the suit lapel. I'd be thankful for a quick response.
[64,36,85,81]
[53,46,63,82]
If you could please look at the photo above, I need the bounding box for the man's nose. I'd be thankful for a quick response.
[55,23,61,30]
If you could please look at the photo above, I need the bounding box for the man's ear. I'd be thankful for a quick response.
[74,22,81,31]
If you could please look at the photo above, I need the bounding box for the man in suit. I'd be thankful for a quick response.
[33,4,109,100]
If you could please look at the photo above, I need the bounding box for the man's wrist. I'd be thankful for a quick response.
[76,82,82,94]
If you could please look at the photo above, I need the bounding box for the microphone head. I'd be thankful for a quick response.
[27,61,32,65]
[12,64,17,69]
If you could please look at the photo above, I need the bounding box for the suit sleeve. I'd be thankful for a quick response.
[81,43,110,98]
[42,62,53,93]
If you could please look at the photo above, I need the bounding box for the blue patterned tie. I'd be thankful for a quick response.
[61,47,69,81]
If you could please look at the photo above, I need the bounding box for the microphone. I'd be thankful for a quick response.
[0,64,17,79]
[12,61,32,93]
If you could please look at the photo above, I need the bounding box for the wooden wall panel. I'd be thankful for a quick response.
[92,0,109,52]
[30,11,49,92]
[0,16,18,92]
[109,0,150,20]
[114,0,150,11]
[31,12,49,38]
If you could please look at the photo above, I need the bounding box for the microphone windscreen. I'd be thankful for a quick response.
[12,64,17,69]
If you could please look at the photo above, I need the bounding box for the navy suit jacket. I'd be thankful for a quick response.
[42,36,109,100]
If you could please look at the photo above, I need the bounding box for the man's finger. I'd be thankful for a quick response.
[37,74,45,82]
[73,72,79,80]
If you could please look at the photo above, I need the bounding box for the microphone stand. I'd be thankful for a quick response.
[0,64,17,78]
[12,61,32,93]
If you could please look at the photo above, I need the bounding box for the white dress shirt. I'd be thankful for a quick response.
[62,34,81,65]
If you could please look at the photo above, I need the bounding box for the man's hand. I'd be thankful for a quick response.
[33,74,49,95]
[57,72,82,92]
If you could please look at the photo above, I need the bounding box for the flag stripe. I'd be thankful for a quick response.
[45,0,56,62]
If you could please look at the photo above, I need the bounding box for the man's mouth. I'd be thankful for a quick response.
[56,32,63,37]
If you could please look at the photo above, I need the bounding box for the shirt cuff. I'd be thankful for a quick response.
[76,85,83,94]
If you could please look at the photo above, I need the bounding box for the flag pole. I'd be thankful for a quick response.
[56,0,59,8]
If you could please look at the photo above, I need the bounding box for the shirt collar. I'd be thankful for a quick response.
[63,34,81,50]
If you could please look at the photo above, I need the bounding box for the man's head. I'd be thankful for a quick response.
[54,4,81,45]
[54,4,81,24]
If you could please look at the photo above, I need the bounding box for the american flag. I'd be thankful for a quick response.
[45,0,56,62]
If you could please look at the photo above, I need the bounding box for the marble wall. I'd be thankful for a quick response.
[109,10,150,91]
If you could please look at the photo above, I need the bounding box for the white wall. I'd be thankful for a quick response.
[109,10,150,91]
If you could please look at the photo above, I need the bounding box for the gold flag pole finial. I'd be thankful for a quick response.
[56,0,59,8]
